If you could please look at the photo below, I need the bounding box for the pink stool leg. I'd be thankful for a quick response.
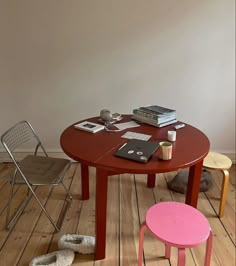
[177,248,186,266]
[138,222,147,266]
[165,244,171,258]
[204,230,213,266]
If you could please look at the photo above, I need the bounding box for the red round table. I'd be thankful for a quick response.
[60,115,210,260]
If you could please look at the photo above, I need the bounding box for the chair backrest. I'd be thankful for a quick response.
[1,121,47,162]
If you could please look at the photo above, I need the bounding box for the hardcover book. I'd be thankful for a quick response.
[74,121,105,133]
[132,114,177,128]
[133,109,176,123]
[140,105,176,116]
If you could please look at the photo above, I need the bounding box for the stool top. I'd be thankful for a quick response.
[203,152,232,170]
[146,202,211,248]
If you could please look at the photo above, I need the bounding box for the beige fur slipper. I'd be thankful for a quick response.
[58,234,95,254]
[29,249,75,266]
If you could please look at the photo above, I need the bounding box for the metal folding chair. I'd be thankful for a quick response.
[1,120,72,232]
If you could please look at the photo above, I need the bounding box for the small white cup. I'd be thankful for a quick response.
[168,130,176,142]
[159,141,173,160]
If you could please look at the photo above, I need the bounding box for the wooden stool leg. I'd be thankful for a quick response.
[219,169,229,218]
[165,244,171,258]
[138,222,147,266]
[177,248,186,266]
[204,230,213,266]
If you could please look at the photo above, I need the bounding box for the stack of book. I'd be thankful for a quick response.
[132,105,177,127]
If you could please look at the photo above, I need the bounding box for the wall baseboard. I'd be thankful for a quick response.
[0,151,235,164]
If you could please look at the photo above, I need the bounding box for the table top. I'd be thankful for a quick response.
[60,115,210,174]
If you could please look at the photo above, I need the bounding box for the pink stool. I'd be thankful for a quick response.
[138,202,213,266]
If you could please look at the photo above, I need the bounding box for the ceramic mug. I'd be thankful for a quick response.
[159,141,173,160]
[168,130,176,142]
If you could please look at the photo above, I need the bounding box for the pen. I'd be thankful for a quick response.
[119,143,127,150]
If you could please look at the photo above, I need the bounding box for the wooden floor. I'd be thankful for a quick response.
[0,163,235,266]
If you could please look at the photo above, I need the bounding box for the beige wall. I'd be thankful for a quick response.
[0,0,235,157]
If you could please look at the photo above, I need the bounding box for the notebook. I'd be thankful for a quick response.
[114,139,159,163]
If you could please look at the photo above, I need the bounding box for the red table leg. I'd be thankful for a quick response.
[147,174,156,187]
[185,160,203,207]
[95,168,108,260]
[81,164,89,200]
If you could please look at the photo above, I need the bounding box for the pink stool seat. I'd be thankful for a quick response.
[138,202,213,266]
[146,201,210,247]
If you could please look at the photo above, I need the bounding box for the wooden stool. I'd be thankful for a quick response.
[138,202,213,266]
[203,152,232,217]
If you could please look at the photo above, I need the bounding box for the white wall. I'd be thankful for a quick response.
[0,0,235,157]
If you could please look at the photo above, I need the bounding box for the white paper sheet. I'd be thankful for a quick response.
[121,131,151,141]
[115,121,140,130]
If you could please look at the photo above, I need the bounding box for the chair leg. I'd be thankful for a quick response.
[56,182,73,229]
[177,248,186,266]
[6,176,72,232]
[165,244,171,258]
[138,222,147,266]
[204,230,213,266]
[5,178,15,229]
[16,172,62,232]
[6,182,31,230]
[32,163,73,232]
[62,182,73,200]
[219,170,229,218]
[29,185,61,231]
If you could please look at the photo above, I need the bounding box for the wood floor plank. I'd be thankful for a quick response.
[95,174,120,266]
[205,169,235,245]
[0,164,27,219]
[230,165,236,186]
[208,169,235,211]
[72,166,96,265]
[0,181,20,217]
[0,164,5,172]
[194,196,235,266]
[0,163,15,189]
[119,173,140,266]
[0,186,30,250]
[0,164,7,187]
[0,185,53,266]
[0,163,235,265]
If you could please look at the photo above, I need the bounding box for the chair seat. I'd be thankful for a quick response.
[9,155,70,185]
[203,152,232,170]
[146,202,211,248]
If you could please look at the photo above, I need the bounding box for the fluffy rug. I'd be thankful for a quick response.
[29,249,74,266]
[58,234,95,254]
